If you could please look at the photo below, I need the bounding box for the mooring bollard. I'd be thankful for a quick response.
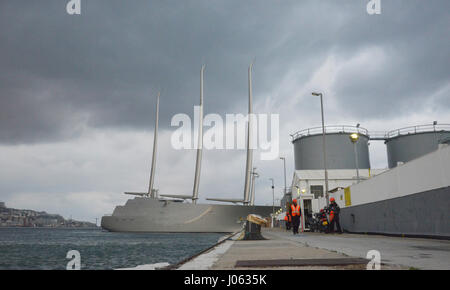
[243,214,267,240]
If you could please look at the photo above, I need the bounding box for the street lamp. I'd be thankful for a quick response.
[349,133,361,183]
[294,185,305,198]
[269,178,275,227]
[279,157,287,196]
[269,178,275,217]
[312,92,329,205]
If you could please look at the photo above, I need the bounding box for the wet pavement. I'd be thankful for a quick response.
[177,227,450,270]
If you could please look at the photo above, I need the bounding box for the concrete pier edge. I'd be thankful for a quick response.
[161,230,242,270]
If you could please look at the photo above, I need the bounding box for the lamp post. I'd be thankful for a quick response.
[269,178,275,227]
[349,133,361,183]
[269,178,275,217]
[279,157,288,200]
[312,92,329,205]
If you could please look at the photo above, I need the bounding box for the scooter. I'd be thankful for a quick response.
[308,213,322,232]
[319,207,331,233]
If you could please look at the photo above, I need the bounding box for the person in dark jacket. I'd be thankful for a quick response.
[328,197,342,234]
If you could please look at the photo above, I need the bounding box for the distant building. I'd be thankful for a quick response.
[0,203,97,228]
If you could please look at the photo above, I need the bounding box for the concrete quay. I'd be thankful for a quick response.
[176,227,450,270]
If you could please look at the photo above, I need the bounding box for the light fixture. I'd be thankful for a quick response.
[349,133,359,143]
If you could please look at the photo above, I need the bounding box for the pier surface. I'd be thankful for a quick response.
[177,227,450,270]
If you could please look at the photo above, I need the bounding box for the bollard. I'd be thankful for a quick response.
[242,214,267,240]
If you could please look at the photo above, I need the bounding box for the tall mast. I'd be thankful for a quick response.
[148,92,160,198]
[243,63,254,205]
[192,65,205,204]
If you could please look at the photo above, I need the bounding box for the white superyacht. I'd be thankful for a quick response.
[101,64,279,233]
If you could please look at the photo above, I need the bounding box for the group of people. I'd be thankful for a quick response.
[284,197,342,234]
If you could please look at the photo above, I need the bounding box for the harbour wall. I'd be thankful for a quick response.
[331,144,450,238]
[340,186,450,238]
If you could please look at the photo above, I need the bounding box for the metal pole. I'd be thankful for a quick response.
[319,93,329,205]
[270,178,275,228]
[353,141,360,183]
[270,178,275,218]
[280,157,287,195]
[192,65,205,204]
[283,158,287,195]
[148,92,160,198]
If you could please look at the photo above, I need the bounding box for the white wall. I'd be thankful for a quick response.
[331,145,450,207]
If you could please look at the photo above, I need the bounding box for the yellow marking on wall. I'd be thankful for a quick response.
[184,207,213,224]
[344,187,352,206]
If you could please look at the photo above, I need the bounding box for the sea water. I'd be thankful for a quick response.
[0,228,223,270]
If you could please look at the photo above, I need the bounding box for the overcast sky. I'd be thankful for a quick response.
[1,0,449,222]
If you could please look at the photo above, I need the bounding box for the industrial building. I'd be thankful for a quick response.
[384,124,450,168]
[286,122,450,237]
[286,125,386,214]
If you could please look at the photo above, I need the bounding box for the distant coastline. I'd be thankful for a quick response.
[0,202,98,228]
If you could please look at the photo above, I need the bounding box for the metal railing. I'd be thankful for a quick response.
[291,124,450,142]
[290,125,369,141]
[367,131,388,140]
[385,124,450,139]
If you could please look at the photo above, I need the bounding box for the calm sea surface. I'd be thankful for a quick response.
[0,228,224,270]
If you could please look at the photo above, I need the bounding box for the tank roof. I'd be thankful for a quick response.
[291,125,369,142]
[385,124,450,140]
[291,123,450,142]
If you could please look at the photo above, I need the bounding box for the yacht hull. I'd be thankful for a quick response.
[101,197,279,233]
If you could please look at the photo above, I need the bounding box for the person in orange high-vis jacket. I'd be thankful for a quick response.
[328,197,342,234]
[291,199,301,235]
[284,210,292,231]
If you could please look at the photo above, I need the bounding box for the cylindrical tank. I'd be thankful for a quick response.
[291,125,371,170]
[385,124,450,168]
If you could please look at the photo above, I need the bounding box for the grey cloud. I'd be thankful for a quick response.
[0,0,449,146]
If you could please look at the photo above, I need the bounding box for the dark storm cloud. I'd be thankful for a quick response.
[330,1,450,119]
[0,0,449,144]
